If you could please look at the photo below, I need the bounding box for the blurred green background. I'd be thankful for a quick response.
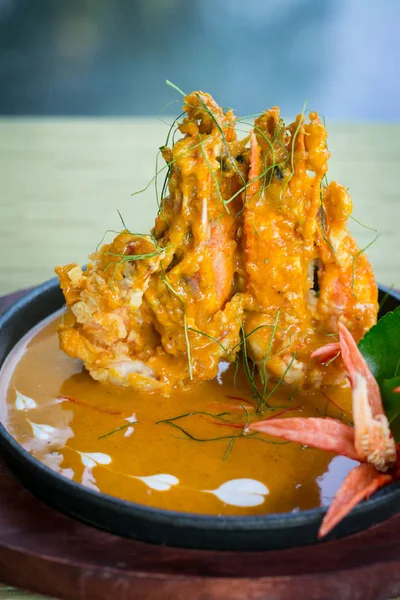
[1,0,399,119]
[0,0,399,295]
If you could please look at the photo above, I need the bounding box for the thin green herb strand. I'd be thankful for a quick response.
[237,317,262,404]
[223,438,235,460]
[349,214,378,232]
[194,92,248,205]
[117,209,131,233]
[166,79,186,96]
[160,419,289,445]
[156,98,181,119]
[351,234,380,293]
[187,327,231,357]
[105,250,162,261]
[156,411,231,425]
[316,400,330,418]
[98,422,133,440]
[324,351,341,367]
[104,247,164,289]
[131,138,205,198]
[258,354,297,414]
[115,209,162,248]
[260,311,281,402]
[230,323,282,353]
[95,229,121,252]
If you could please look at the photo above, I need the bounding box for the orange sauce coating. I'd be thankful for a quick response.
[2,314,358,516]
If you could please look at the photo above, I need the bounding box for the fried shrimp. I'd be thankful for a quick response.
[56,91,378,393]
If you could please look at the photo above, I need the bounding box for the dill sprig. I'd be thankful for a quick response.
[316,399,330,417]
[161,82,286,218]
[95,229,121,252]
[104,248,163,286]
[156,98,182,124]
[234,312,294,414]
[223,438,235,460]
[223,403,250,460]
[116,209,131,232]
[166,79,186,96]
[236,112,264,122]
[98,422,133,440]
[349,214,378,233]
[156,410,231,425]
[156,405,289,461]
[158,419,286,445]
[115,209,162,249]
[131,138,205,199]
[105,250,162,262]
[234,118,288,213]
[103,229,165,288]
[223,162,278,208]
[95,210,158,253]
[238,318,263,406]
[324,351,341,367]
[259,311,281,404]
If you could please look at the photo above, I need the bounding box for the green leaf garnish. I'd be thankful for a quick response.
[358,306,400,381]
[380,376,400,425]
[358,306,400,423]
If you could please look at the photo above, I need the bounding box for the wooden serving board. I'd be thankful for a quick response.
[0,454,399,600]
[1,290,400,600]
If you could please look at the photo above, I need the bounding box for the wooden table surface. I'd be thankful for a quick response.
[0,118,399,599]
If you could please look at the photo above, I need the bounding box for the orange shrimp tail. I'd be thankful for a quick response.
[247,130,262,196]
[318,463,392,538]
[249,417,359,460]
[338,321,384,417]
[311,342,341,362]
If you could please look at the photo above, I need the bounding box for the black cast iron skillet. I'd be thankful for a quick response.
[0,279,399,551]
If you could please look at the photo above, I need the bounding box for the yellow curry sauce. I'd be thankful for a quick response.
[0,312,358,516]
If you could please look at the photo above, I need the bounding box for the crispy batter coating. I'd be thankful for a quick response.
[56,92,378,393]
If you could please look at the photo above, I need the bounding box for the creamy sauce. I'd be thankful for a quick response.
[0,313,358,515]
